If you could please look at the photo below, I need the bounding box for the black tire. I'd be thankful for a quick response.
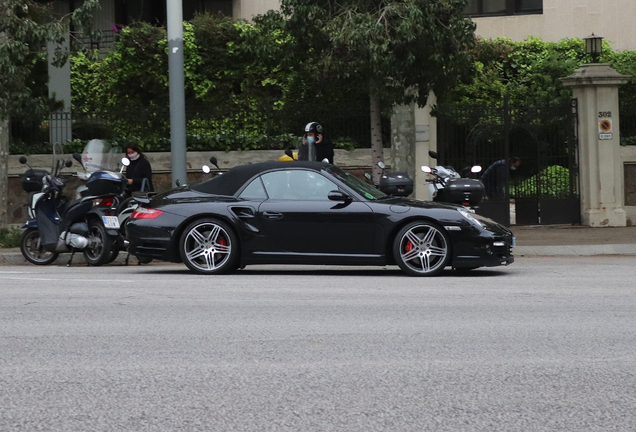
[179,218,238,275]
[106,246,120,264]
[20,228,59,265]
[393,221,451,276]
[136,255,153,264]
[83,220,114,266]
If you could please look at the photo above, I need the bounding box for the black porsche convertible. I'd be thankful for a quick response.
[126,161,514,276]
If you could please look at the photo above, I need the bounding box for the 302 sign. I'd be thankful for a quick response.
[598,111,612,118]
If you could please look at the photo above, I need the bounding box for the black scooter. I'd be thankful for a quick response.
[19,148,127,266]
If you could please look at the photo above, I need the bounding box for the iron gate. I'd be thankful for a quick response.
[436,98,580,226]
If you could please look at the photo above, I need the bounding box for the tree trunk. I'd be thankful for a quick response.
[370,90,384,184]
[390,102,416,181]
[0,119,8,227]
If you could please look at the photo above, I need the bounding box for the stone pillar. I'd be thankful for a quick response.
[561,64,630,227]
[390,103,416,180]
[413,91,437,201]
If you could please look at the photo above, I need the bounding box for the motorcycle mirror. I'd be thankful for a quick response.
[209,156,220,170]
[322,158,329,163]
[19,156,27,165]
[378,161,386,170]
[65,160,73,168]
[364,173,371,180]
[72,153,82,163]
[421,165,432,173]
[176,179,181,187]
[428,150,438,159]
[471,165,482,174]
[202,165,211,174]
[121,158,131,167]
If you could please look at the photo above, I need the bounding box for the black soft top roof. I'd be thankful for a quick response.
[190,161,330,196]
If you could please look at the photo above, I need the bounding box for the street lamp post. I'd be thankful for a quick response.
[583,33,604,63]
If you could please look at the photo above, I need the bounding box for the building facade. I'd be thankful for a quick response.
[467,0,636,52]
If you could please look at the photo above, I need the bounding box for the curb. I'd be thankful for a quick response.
[0,251,150,266]
[513,244,636,256]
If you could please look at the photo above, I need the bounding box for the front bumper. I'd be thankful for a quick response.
[450,227,515,269]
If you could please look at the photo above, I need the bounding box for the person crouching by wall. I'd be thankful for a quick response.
[125,143,154,193]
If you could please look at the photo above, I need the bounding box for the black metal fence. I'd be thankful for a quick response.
[10,106,389,155]
[620,103,636,146]
[436,98,580,226]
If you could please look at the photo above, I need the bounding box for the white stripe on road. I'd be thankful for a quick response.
[0,276,135,283]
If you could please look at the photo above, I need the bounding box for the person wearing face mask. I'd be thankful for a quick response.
[481,156,521,200]
[299,122,334,164]
[125,143,154,193]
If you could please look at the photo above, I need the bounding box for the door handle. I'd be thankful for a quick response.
[262,211,284,220]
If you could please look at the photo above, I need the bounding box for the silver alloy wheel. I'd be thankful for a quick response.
[396,223,449,276]
[182,222,232,272]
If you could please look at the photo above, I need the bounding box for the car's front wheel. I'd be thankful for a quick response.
[179,218,238,275]
[393,221,450,276]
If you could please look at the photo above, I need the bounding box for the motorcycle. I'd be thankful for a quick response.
[19,141,128,266]
[421,150,484,209]
[364,161,414,197]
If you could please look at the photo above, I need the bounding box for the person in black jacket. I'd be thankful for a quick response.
[300,121,334,164]
[125,143,154,193]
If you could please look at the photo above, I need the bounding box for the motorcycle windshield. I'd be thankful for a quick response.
[51,143,65,175]
[81,139,122,173]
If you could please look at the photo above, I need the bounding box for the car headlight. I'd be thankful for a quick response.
[457,207,486,228]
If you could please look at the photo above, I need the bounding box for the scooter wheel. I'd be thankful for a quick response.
[20,228,59,265]
[83,220,114,266]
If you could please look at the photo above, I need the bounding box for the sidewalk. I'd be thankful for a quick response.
[2,225,636,265]
[511,225,636,256]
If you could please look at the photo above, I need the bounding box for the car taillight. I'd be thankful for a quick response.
[95,198,114,207]
[131,207,164,219]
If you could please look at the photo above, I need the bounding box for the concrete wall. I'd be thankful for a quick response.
[234,0,280,20]
[473,0,636,52]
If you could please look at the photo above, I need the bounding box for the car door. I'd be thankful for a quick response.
[256,169,376,255]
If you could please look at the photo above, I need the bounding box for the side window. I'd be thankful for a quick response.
[261,170,339,201]
[238,177,268,200]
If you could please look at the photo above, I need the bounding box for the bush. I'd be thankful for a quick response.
[0,226,22,249]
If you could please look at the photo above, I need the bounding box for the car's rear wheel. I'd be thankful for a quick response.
[179,218,238,275]
[393,221,450,276]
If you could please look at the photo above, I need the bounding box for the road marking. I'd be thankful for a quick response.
[0,276,135,283]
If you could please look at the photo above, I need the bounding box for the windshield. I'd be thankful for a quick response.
[51,143,65,175]
[81,139,122,173]
[324,165,388,200]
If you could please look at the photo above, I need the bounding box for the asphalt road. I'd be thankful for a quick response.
[1,257,635,431]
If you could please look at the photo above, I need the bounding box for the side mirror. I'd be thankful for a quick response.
[73,153,82,163]
[471,165,482,174]
[377,161,386,170]
[121,157,131,167]
[209,156,219,170]
[328,190,351,202]
[176,179,182,187]
[202,165,211,174]
[19,156,27,165]
[421,165,432,173]
[428,150,438,159]
[65,160,73,168]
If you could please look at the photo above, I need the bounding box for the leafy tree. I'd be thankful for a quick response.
[254,0,476,179]
[0,0,99,119]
